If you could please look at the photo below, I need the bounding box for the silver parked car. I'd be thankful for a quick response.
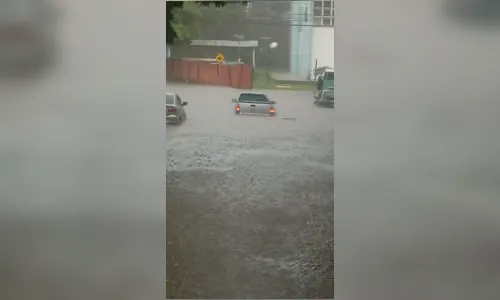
[166,92,188,124]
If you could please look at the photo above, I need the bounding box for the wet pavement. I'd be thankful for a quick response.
[166,84,334,298]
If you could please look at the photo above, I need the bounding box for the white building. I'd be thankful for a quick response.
[311,0,334,77]
[289,0,334,80]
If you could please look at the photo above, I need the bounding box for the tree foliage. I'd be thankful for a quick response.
[170,2,204,41]
[166,1,246,44]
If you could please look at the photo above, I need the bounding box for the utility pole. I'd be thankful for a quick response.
[233,34,244,62]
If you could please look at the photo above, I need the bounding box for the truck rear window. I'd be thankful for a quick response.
[238,93,268,102]
[324,72,334,80]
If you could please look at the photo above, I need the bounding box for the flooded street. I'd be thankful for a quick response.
[166,84,334,298]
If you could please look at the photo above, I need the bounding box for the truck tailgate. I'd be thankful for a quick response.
[238,101,272,115]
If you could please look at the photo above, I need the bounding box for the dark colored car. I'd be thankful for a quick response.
[314,89,334,108]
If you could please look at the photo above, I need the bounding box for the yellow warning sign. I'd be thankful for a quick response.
[215,53,224,63]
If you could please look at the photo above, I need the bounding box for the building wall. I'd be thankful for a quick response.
[289,1,313,80]
[312,0,334,26]
[311,26,334,77]
[289,0,334,80]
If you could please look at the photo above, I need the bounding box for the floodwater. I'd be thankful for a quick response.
[166,84,334,298]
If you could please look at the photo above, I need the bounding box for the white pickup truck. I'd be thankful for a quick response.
[232,93,277,116]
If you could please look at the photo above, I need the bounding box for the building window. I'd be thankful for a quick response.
[313,0,334,27]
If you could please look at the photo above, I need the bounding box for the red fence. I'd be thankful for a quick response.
[166,59,253,89]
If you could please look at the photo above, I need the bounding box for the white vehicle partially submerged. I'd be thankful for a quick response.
[166,92,188,125]
[314,68,334,99]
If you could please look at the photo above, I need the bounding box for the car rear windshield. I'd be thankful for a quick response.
[166,94,174,105]
[324,72,334,80]
[238,93,269,102]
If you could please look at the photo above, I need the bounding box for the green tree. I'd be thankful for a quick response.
[166,1,246,44]
[171,2,203,41]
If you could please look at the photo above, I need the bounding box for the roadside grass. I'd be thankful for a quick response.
[253,68,316,91]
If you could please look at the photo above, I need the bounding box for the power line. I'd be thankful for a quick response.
[222,19,334,27]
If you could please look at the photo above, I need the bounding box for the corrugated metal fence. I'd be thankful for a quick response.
[166,59,253,89]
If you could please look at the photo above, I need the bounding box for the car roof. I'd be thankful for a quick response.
[240,92,266,96]
[324,68,334,72]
